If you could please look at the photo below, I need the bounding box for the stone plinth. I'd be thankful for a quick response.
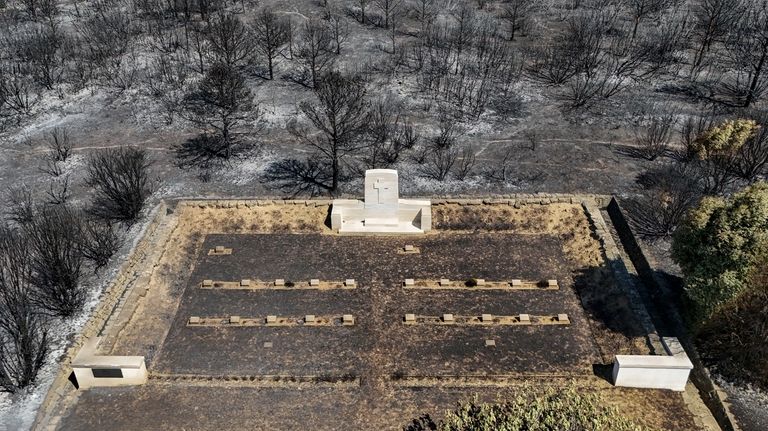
[72,337,148,390]
[612,354,693,391]
[331,169,431,235]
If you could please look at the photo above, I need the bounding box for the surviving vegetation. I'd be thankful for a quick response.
[405,385,649,431]
[672,182,768,388]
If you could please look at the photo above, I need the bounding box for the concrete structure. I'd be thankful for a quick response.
[72,337,148,390]
[613,340,694,392]
[331,169,431,234]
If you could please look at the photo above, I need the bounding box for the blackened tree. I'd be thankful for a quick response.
[731,110,768,182]
[270,71,369,194]
[205,12,255,68]
[293,18,335,88]
[78,217,123,271]
[22,206,84,317]
[364,98,418,168]
[0,226,49,393]
[625,163,703,239]
[721,1,768,107]
[252,9,290,80]
[177,63,256,167]
[86,147,154,223]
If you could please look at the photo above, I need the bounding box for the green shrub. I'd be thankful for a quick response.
[465,278,478,287]
[697,255,768,389]
[671,182,768,327]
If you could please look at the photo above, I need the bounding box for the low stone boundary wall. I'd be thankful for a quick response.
[32,202,169,430]
[606,197,737,431]
[175,193,613,210]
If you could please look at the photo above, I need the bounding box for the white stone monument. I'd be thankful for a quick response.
[612,337,693,391]
[331,169,431,234]
[72,337,148,389]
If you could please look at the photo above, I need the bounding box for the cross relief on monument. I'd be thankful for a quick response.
[365,170,399,211]
[373,179,389,204]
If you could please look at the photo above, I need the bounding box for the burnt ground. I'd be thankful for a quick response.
[60,383,699,431]
[152,233,598,377]
[54,230,700,430]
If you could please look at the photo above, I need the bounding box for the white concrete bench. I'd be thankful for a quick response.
[612,354,693,391]
[72,337,147,389]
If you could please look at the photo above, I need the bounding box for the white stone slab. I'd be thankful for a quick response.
[72,337,147,389]
[612,354,693,391]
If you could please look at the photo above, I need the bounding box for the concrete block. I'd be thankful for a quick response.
[215,246,225,253]
[305,315,316,324]
[310,279,320,286]
[511,279,522,287]
[202,279,213,287]
[240,279,251,287]
[613,355,693,391]
[548,279,558,288]
[263,342,273,348]
[439,278,451,286]
[404,244,414,251]
[345,279,356,287]
[404,313,416,323]
[442,313,454,323]
[230,316,241,324]
[266,315,277,324]
[481,314,493,322]
[342,314,355,325]
[275,279,285,286]
[519,314,530,323]
[404,278,415,286]
[557,314,569,322]
[188,316,201,324]
[485,339,496,347]
[476,279,486,286]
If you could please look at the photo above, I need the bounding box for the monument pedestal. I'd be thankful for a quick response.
[331,169,431,235]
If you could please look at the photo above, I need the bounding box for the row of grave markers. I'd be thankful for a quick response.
[199,278,559,289]
[186,313,570,326]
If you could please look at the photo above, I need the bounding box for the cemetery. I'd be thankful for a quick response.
[35,172,710,430]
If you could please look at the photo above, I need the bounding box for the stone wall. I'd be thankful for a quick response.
[605,197,737,431]
[176,193,612,209]
[32,202,169,431]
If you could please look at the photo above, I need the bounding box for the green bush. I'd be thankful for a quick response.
[697,255,768,389]
[671,182,768,327]
[436,386,648,431]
